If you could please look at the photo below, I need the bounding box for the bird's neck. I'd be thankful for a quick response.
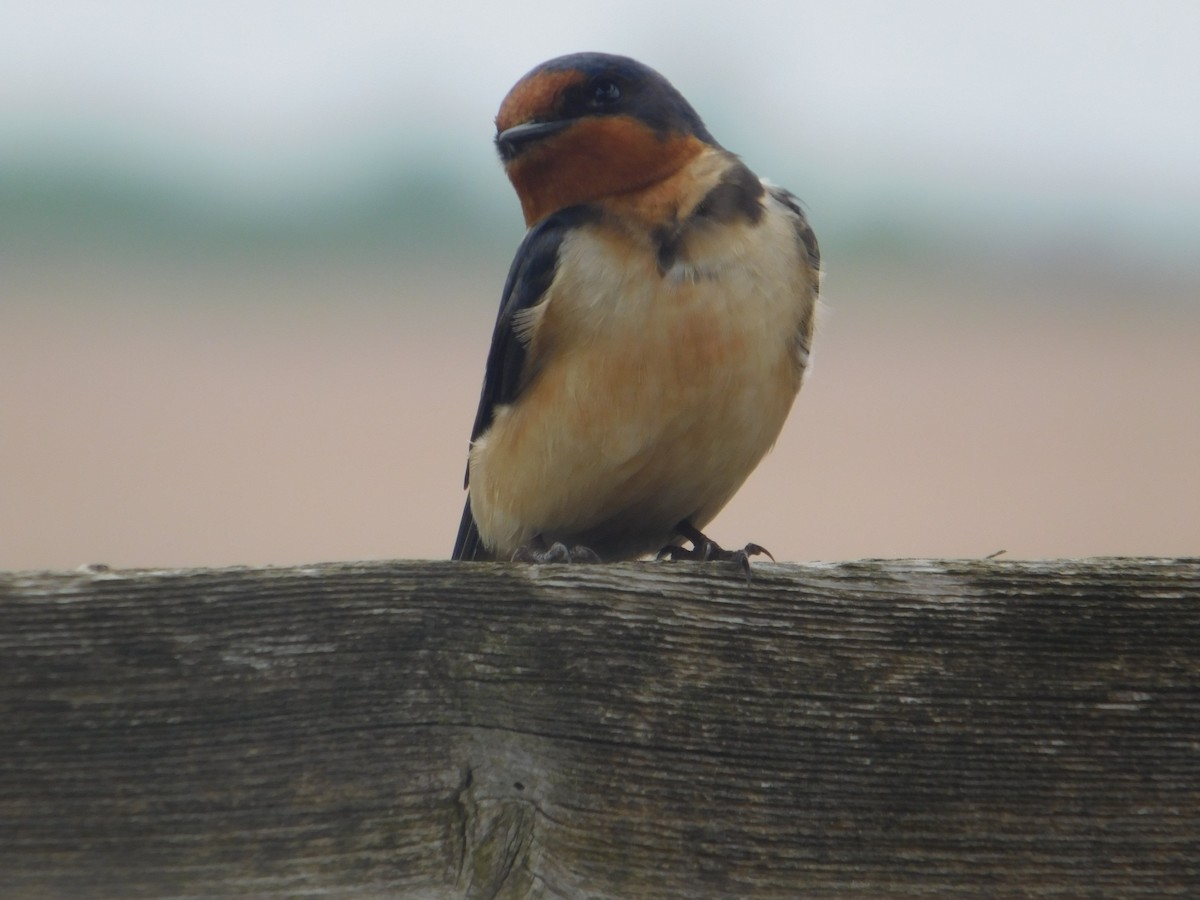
[506,117,711,227]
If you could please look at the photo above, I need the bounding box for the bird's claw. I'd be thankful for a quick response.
[657,528,773,580]
[513,540,600,564]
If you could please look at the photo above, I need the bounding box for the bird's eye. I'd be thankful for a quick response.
[590,80,622,106]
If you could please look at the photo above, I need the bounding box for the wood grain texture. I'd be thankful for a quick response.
[1,558,1197,897]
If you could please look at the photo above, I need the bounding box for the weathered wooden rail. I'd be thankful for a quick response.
[1,558,1197,897]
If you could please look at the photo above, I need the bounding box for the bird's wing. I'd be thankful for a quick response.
[452,205,599,561]
[768,185,821,287]
[766,185,821,372]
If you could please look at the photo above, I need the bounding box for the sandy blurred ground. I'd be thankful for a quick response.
[2,257,1197,571]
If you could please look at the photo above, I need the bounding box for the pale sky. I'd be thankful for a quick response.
[2,0,1198,252]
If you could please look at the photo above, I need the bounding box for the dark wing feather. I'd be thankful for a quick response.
[451,496,488,561]
[451,206,600,560]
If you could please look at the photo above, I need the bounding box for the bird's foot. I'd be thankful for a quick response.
[513,537,601,564]
[657,521,773,579]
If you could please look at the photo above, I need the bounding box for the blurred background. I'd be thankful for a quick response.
[2,0,1197,570]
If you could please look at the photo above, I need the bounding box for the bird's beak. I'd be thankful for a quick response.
[495,119,572,162]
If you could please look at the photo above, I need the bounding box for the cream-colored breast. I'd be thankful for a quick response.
[469,188,816,559]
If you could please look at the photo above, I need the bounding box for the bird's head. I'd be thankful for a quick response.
[494,53,719,226]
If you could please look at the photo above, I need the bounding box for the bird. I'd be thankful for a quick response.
[452,52,820,569]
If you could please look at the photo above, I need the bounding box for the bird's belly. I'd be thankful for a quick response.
[469,280,799,559]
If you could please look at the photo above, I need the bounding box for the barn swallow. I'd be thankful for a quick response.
[452,52,820,568]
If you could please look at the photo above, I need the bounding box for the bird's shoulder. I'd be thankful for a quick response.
[591,149,820,289]
[764,183,821,282]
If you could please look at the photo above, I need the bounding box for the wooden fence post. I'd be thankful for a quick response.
[1,558,1197,896]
